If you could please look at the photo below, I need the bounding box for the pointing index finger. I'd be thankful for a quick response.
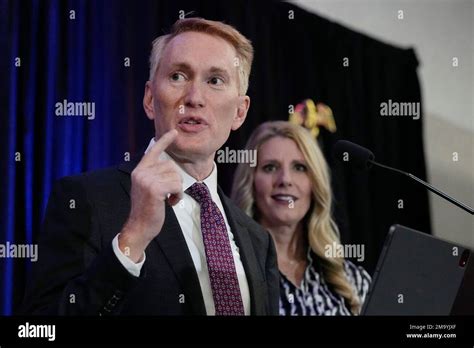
[141,129,178,165]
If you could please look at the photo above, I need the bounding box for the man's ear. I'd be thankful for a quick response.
[143,81,155,120]
[231,96,250,131]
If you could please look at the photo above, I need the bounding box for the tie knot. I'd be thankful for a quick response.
[185,182,212,205]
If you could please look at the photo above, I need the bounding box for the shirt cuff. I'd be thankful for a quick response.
[112,233,146,277]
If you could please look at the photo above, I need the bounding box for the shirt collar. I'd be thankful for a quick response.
[144,137,219,198]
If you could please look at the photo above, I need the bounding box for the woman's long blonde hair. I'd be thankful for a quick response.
[231,121,361,314]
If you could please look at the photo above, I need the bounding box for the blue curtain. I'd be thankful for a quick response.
[0,0,154,314]
[0,0,431,315]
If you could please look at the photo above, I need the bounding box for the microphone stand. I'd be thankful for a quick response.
[368,160,474,215]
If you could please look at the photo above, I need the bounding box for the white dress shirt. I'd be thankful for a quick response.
[112,138,250,315]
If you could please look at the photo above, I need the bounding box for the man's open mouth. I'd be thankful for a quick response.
[177,116,208,132]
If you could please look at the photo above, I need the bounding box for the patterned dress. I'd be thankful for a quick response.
[279,249,371,315]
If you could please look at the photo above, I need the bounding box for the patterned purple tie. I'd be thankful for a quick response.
[185,182,245,315]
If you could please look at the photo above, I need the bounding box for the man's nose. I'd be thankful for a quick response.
[184,81,205,108]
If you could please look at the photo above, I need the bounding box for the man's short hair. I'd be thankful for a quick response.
[149,18,254,96]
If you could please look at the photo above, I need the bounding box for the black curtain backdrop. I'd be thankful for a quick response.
[1,0,431,314]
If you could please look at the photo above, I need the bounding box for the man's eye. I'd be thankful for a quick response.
[294,163,307,172]
[208,76,224,86]
[262,164,277,172]
[170,73,186,82]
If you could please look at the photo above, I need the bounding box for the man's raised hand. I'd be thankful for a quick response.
[119,129,182,262]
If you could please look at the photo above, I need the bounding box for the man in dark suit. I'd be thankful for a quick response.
[22,18,279,315]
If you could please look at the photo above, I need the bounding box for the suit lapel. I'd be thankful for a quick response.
[154,204,207,315]
[218,187,267,315]
[117,157,206,315]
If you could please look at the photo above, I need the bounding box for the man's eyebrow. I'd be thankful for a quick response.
[209,66,231,79]
[167,63,232,79]
[168,62,192,71]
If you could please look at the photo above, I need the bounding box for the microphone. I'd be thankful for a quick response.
[333,140,474,215]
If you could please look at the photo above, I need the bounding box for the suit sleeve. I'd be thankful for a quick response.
[264,233,280,315]
[20,176,142,315]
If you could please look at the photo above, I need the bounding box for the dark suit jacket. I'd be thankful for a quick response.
[21,156,280,315]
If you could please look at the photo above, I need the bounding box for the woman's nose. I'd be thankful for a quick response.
[276,167,293,187]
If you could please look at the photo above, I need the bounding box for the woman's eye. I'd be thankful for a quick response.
[262,164,277,172]
[170,72,186,82]
[294,163,307,172]
[208,76,224,86]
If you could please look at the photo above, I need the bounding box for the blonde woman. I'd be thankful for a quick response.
[231,121,371,315]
